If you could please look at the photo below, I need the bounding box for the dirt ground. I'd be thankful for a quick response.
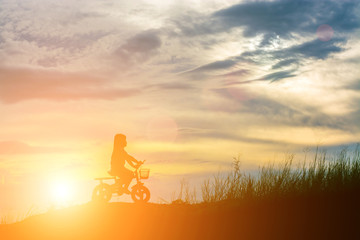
[1,192,359,240]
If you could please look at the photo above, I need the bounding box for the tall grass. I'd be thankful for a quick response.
[0,205,37,224]
[176,145,360,204]
[201,146,360,203]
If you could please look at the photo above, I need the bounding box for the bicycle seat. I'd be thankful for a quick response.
[108,169,122,179]
[108,169,116,176]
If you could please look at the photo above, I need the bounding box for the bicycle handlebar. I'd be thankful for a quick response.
[136,160,146,168]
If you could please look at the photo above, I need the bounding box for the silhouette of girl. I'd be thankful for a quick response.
[109,134,140,193]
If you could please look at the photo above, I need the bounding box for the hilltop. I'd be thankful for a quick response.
[1,190,359,240]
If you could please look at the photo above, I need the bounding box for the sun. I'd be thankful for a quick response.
[51,180,73,203]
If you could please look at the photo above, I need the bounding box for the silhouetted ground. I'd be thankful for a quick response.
[1,190,359,240]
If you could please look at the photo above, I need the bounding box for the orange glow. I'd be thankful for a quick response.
[50,180,74,203]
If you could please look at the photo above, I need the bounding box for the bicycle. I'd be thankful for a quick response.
[92,161,150,203]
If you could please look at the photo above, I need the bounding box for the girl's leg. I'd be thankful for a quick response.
[123,169,134,193]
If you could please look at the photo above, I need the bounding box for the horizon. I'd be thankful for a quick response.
[1,0,360,220]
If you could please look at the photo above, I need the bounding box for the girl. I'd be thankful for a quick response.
[109,134,141,193]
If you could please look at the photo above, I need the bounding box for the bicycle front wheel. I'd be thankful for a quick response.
[131,185,150,203]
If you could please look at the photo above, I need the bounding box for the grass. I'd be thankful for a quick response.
[175,145,360,204]
[0,205,38,225]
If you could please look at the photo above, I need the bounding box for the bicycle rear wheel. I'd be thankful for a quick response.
[92,183,112,202]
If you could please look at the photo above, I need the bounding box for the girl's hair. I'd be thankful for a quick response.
[112,134,126,157]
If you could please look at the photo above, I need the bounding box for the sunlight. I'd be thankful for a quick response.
[51,180,73,203]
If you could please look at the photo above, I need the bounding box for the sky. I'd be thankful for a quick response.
[1,0,360,218]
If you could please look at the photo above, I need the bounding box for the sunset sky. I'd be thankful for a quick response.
[1,0,360,218]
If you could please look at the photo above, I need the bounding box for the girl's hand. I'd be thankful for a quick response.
[135,161,143,168]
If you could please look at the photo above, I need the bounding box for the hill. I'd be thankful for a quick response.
[2,148,360,239]
[1,190,359,240]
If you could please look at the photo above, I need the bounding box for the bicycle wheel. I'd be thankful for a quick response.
[131,185,150,203]
[92,183,112,202]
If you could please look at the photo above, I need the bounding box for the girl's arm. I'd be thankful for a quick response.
[125,152,140,168]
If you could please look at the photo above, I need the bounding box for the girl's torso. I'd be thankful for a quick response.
[111,149,127,169]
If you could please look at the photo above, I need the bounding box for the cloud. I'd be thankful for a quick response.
[0,67,140,103]
[348,110,360,132]
[113,29,162,68]
[260,70,297,83]
[280,38,346,60]
[193,59,237,72]
[346,79,360,91]
[213,0,360,40]
[182,59,238,77]
[168,0,358,85]
[344,93,360,131]
[220,69,250,77]
[168,10,221,38]
[0,34,4,45]
[149,82,194,91]
[271,59,298,69]
[121,30,162,53]
[0,141,62,155]
[175,31,347,84]
[0,1,112,53]
[240,37,346,65]
[199,36,346,84]
[242,96,349,131]
[179,127,293,146]
[18,31,109,52]
[170,0,360,42]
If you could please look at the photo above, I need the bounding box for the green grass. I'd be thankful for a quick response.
[176,145,360,204]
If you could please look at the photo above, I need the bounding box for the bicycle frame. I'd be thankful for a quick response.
[93,161,150,203]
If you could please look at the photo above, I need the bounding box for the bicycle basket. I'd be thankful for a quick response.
[140,169,150,179]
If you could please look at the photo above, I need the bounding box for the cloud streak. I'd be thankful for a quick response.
[0,141,63,155]
[0,68,140,103]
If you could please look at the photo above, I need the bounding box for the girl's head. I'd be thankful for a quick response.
[114,133,127,149]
